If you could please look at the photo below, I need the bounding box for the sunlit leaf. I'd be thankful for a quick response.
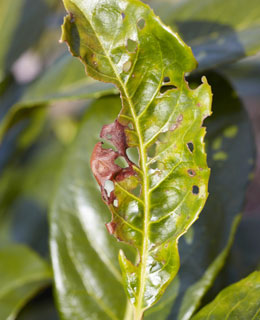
[61,0,212,316]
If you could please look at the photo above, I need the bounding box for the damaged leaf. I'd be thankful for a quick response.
[61,0,212,317]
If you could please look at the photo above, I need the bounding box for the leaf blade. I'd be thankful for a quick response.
[61,0,212,314]
[0,244,52,320]
[192,271,260,319]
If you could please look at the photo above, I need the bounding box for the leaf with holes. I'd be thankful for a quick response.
[61,0,212,317]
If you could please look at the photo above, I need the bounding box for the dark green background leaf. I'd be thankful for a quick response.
[147,0,260,70]
[192,271,260,319]
[0,244,52,320]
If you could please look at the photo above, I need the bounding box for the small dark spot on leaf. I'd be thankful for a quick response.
[137,18,145,29]
[177,114,183,122]
[163,76,170,83]
[192,185,199,195]
[188,169,196,176]
[170,124,178,131]
[126,39,137,53]
[121,12,125,19]
[187,142,194,153]
[160,85,177,93]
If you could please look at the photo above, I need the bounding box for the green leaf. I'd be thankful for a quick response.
[191,271,260,319]
[0,244,52,320]
[61,0,212,316]
[50,76,254,320]
[177,214,241,320]
[50,96,133,320]
[147,0,260,69]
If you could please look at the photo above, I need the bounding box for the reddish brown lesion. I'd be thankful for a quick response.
[90,120,135,205]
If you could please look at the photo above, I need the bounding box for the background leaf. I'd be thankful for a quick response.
[192,271,260,319]
[146,0,260,69]
[177,214,241,320]
[0,244,52,320]
[50,69,255,320]
[50,97,135,320]
[166,71,255,319]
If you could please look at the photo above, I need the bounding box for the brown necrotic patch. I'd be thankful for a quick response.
[91,120,135,204]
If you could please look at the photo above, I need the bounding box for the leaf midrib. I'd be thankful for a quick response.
[71,1,151,314]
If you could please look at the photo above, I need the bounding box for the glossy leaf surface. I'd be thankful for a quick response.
[50,77,254,320]
[50,97,133,320]
[61,0,211,314]
[177,214,241,320]
[0,244,52,320]
[192,271,260,319]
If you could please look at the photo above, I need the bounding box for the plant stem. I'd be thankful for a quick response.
[134,308,144,320]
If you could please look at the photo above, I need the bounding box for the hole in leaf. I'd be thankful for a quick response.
[126,39,137,53]
[128,122,134,129]
[114,156,129,168]
[147,143,156,158]
[123,60,132,72]
[126,147,139,166]
[187,142,194,153]
[187,169,196,176]
[163,76,170,83]
[150,161,157,170]
[113,199,118,207]
[114,156,129,169]
[160,85,177,93]
[137,18,145,29]
[101,140,117,151]
[132,185,141,197]
[192,185,199,195]
[104,180,114,197]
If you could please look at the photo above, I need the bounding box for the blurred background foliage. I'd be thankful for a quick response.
[0,0,259,319]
